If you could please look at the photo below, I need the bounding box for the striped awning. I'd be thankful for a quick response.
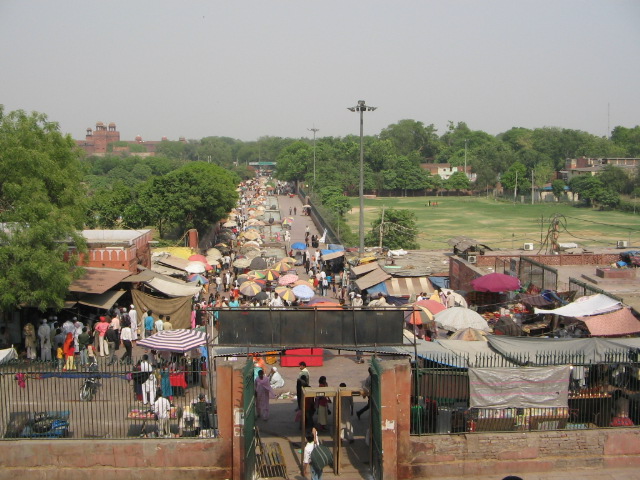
[137,329,208,353]
[384,276,434,297]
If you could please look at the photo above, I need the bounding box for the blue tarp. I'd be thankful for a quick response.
[367,282,389,296]
[429,276,449,289]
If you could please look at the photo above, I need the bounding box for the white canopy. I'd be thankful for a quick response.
[534,293,621,317]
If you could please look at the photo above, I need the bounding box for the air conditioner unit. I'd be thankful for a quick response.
[523,243,534,251]
[617,240,628,249]
[467,255,477,264]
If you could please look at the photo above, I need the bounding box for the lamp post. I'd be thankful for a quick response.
[464,139,468,179]
[348,100,377,257]
[308,127,319,188]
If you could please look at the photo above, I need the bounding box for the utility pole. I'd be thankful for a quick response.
[379,206,385,249]
[531,170,534,205]
[514,170,518,204]
[308,127,319,188]
[348,100,377,257]
[464,139,468,179]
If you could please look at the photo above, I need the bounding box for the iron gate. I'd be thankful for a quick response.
[370,356,383,480]
[243,358,257,480]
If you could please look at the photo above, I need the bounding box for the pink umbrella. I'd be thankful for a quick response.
[188,254,208,263]
[471,273,521,293]
[414,299,446,315]
[278,273,299,286]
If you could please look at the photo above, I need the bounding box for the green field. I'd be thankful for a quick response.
[345,196,640,250]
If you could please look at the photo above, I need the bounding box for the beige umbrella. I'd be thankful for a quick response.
[223,221,237,228]
[242,230,261,240]
[243,240,261,248]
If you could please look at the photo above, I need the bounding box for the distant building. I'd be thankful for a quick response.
[420,163,475,182]
[76,122,185,156]
[562,156,639,182]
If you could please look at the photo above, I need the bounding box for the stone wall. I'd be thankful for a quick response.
[400,428,640,478]
[0,439,230,480]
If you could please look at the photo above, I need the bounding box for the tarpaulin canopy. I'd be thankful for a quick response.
[76,290,127,310]
[577,308,640,337]
[469,366,570,409]
[367,281,389,297]
[487,336,640,365]
[351,262,380,276]
[69,268,132,295]
[534,294,621,317]
[434,307,490,332]
[146,277,202,297]
[131,290,192,329]
[156,255,191,271]
[471,272,521,293]
[322,251,344,261]
[384,276,433,297]
[355,268,391,291]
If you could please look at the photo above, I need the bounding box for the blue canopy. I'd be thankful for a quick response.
[367,281,389,297]
[291,242,306,250]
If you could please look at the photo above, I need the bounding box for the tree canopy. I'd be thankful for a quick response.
[365,208,419,250]
[0,107,87,310]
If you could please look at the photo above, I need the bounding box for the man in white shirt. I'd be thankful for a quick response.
[128,305,138,343]
[140,354,156,405]
[270,293,284,308]
[154,391,172,437]
[302,428,321,479]
[154,315,164,333]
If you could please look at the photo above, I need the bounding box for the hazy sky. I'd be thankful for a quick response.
[1,1,639,142]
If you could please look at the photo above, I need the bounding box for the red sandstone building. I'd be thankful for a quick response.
[76,121,185,156]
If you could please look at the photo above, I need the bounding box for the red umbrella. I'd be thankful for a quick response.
[471,273,521,293]
[188,254,208,263]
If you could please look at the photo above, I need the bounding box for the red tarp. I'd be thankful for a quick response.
[577,308,640,337]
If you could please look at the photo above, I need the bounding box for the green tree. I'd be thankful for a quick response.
[551,179,566,201]
[137,162,238,238]
[444,171,470,192]
[365,208,419,250]
[599,164,632,194]
[275,141,312,182]
[569,175,604,207]
[500,162,527,193]
[611,125,640,157]
[379,119,441,159]
[0,107,87,310]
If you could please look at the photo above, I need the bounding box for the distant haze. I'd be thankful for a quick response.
[1,0,638,142]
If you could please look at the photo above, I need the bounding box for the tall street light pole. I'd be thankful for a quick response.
[348,100,377,257]
[308,127,319,188]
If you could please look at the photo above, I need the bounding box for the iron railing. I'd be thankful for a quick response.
[0,355,216,440]
[411,350,640,435]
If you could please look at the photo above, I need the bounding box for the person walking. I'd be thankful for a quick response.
[255,369,275,421]
[94,316,109,357]
[144,310,154,339]
[38,319,52,362]
[105,325,118,366]
[357,368,374,420]
[77,327,91,367]
[120,321,133,365]
[315,376,331,431]
[128,305,138,344]
[339,382,354,443]
[302,428,321,480]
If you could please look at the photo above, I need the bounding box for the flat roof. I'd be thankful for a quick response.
[82,229,151,245]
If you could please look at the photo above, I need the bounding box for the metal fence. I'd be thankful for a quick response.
[411,350,640,435]
[519,257,558,291]
[0,355,216,440]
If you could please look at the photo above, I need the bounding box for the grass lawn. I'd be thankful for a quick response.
[344,196,640,250]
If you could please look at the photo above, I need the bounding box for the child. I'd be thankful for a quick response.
[63,332,75,371]
[56,342,64,370]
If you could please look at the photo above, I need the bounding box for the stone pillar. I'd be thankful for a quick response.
[216,360,245,480]
[379,359,412,480]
